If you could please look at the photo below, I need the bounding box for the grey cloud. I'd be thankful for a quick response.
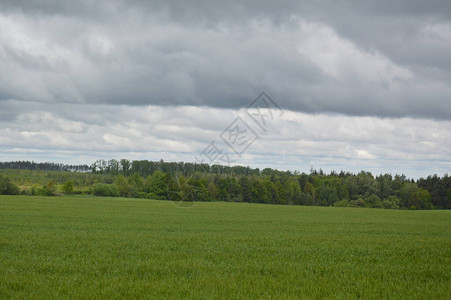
[0,0,450,120]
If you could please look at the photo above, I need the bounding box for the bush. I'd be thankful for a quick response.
[62,181,74,194]
[350,198,365,207]
[381,196,400,209]
[382,200,394,209]
[30,184,40,196]
[136,192,150,199]
[134,191,161,199]
[91,183,119,197]
[386,196,401,209]
[45,181,56,193]
[298,193,314,206]
[21,188,30,195]
[36,187,54,196]
[333,199,349,207]
[0,175,20,195]
[365,194,382,208]
[114,175,131,197]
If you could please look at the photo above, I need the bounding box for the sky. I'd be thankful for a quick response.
[0,0,450,179]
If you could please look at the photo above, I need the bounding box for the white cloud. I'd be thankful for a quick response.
[1,103,450,178]
[297,21,413,83]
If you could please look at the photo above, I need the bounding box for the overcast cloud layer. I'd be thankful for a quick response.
[0,0,450,178]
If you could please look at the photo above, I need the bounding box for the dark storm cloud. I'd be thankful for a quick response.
[0,0,450,119]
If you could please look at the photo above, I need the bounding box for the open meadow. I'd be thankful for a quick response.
[0,196,450,299]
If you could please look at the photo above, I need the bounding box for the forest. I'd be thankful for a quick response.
[1,159,450,209]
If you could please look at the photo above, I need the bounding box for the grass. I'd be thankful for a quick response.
[0,196,450,299]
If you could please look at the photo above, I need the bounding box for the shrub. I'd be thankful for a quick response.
[0,175,20,195]
[62,180,74,194]
[333,199,349,207]
[30,184,40,196]
[386,195,401,209]
[36,187,54,196]
[365,194,382,208]
[136,192,150,199]
[381,196,400,209]
[91,183,119,197]
[382,199,394,209]
[45,181,56,193]
[350,198,365,207]
[21,188,30,195]
[298,193,314,206]
[114,175,130,197]
[146,192,160,199]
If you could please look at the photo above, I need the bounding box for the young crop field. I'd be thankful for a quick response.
[0,196,450,299]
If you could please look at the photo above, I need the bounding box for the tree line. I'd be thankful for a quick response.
[0,161,90,172]
[0,159,450,209]
[87,170,449,209]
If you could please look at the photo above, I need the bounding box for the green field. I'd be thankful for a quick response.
[0,196,450,299]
